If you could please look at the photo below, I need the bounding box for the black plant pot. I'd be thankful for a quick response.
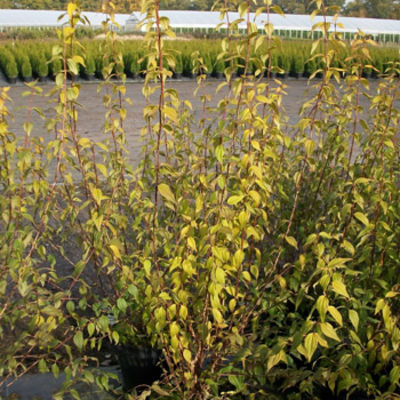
[95,71,105,80]
[126,71,137,80]
[23,76,33,83]
[174,72,183,79]
[82,73,96,81]
[213,71,224,79]
[278,73,288,79]
[291,72,302,79]
[362,71,372,79]
[118,346,164,392]
[371,71,379,79]
[7,77,17,84]
[184,71,195,79]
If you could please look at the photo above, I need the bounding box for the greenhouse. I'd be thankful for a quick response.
[0,9,400,43]
[128,10,400,43]
[0,9,129,30]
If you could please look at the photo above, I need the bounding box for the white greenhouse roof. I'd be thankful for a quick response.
[0,9,399,35]
[0,9,130,28]
[131,10,400,34]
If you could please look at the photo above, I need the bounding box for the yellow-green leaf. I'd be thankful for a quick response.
[304,332,318,362]
[285,236,298,250]
[349,310,359,332]
[320,322,341,342]
[332,281,350,299]
[327,306,343,327]
[159,183,175,204]
[183,349,192,363]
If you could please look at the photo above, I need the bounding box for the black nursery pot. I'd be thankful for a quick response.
[213,71,224,79]
[83,73,96,81]
[184,71,195,79]
[118,346,164,392]
[174,72,183,79]
[7,77,17,84]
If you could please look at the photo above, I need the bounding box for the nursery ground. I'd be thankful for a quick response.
[5,78,381,168]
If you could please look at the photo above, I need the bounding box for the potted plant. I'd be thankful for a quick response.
[5,58,18,84]
[278,54,290,79]
[21,56,33,82]
[82,52,96,81]
[304,56,316,78]
[214,56,225,79]
[292,53,304,78]
[174,53,183,79]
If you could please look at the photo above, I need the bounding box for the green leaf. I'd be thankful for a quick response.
[215,145,225,163]
[390,366,400,385]
[51,363,60,378]
[179,305,188,319]
[158,183,175,204]
[316,295,329,321]
[267,350,287,372]
[170,322,179,336]
[354,212,369,226]
[303,333,318,362]
[228,374,245,391]
[152,385,170,396]
[73,331,84,350]
[187,237,197,252]
[109,244,122,260]
[215,267,226,285]
[327,258,351,269]
[212,308,223,324]
[349,310,359,332]
[183,349,192,363]
[320,322,341,342]
[285,236,298,250]
[112,330,119,344]
[87,323,95,337]
[342,240,355,256]
[227,195,244,206]
[327,306,343,327]
[117,298,127,313]
[332,281,350,299]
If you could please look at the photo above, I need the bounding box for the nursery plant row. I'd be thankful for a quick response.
[0,39,399,82]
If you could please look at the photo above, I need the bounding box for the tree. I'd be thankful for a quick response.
[190,0,214,10]
[159,0,191,10]
[344,0,400,18]
[0,0,141,11]
[273,0,345,14]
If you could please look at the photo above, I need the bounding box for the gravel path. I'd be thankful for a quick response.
[3,78,315,164]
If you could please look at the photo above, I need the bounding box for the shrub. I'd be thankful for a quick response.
[278,53,291,76]
[214,56,225,74]
[37,52,49,78]
[292,52,305,76]
[175,53,183,74]
[20,56,32,79]
[129,54,140,76]
[1,4,400,400]
[0,47,18,80]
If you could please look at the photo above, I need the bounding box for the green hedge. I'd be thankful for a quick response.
[0,39,399,82]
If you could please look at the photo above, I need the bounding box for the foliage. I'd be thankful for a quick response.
[0,46,18,79]
[344,0,400,19]
[0,27,98,41]
[273,0,345,14]
[1,38,400,83]
[0,1,400,400]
